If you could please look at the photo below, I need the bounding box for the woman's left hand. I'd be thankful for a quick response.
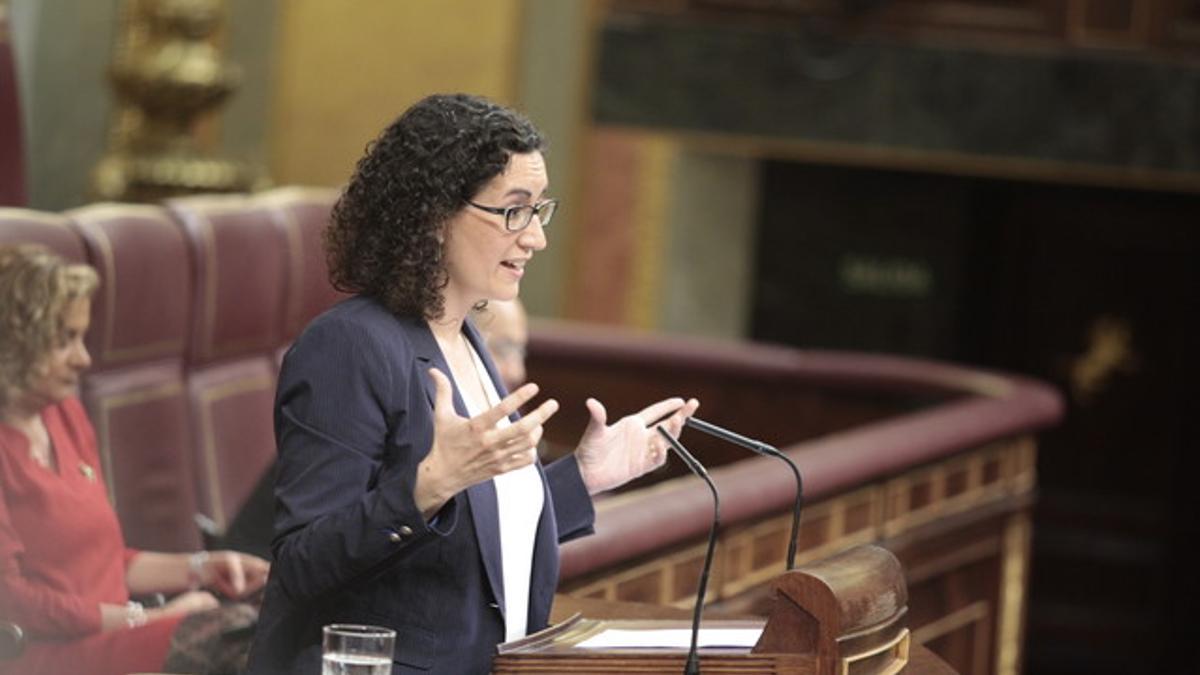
[198,550,270,599]
[575,396,700,495]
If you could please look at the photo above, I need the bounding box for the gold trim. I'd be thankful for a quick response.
[912,600,992,675]
[196,371,274,527]
[560,0,606,317]
[0,209,73,227]
[840,627,909,675]
[92,381,185,508]
[85,218,119,356]
[603,124,1200,196]
[625,135,674,329]
[200,211,218,360]
[996,511,1031,675]
[911,601,989,644]
[65,203,166,220]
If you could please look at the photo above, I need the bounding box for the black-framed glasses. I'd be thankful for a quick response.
[465,198,558,232]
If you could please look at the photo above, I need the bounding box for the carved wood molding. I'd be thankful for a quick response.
[562,436,1036,606]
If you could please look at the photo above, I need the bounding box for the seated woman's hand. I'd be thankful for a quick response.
[575,396,700,495]
[152,590,220,619]
[198,550,270,599]
[415,369,560,515]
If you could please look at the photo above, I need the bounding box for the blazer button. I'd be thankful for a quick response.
[388,531,403,543]
[398,525,413,537]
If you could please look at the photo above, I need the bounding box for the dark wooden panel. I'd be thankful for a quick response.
[975,180,1199,675]
[751,161,1198,673]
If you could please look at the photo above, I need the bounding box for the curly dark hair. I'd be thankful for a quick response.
[326,93,546,319]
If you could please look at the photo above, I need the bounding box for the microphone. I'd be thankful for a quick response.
[656,427,719,675]
[684,417,803,571]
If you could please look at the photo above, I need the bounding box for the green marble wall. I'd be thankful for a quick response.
[594,16,1200,173]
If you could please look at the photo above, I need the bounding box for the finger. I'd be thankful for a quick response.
[200,592,220,610]
[245,561,269,591]
[208,554,240,598]
[521,397,559,426]
[428,368,456,419]
[499,420,543,451]
[501,446,537,473]
[663,398,701,436]
[635,397,686,427]
[226,554,247,596]
[476,382,540,427]
[649,439,668,468]
[584,398,607,431]
[491,399,558,445]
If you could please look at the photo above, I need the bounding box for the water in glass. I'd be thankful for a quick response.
[321,651,390,675]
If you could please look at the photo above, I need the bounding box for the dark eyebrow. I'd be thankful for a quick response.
[504,184,552,198]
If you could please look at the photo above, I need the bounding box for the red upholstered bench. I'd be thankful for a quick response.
[0,187,342,553]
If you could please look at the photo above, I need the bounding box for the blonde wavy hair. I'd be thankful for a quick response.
[0,244,99,409]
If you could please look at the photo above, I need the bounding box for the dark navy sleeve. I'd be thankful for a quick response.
[544,453,594,544]
[269,311,458,604]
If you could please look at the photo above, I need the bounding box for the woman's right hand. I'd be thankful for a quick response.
[413,368,559,516]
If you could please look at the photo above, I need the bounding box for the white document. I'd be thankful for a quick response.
[576,627,762,650]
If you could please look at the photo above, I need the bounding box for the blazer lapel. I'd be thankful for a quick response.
[409,317,507,617]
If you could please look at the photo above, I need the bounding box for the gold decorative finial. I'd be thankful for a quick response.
[92,0,267,202]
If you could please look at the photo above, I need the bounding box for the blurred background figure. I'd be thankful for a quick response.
[475,299,530,391]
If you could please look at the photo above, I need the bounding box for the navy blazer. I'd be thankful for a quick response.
[245,296,595,674]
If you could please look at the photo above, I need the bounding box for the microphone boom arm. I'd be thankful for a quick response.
[657,426,719,675]
[684,417,804,570]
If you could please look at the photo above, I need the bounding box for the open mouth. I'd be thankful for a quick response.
[501,259,527,272]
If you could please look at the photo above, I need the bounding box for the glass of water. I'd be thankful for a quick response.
[322,623,395,675]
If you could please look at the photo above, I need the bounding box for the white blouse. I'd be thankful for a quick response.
[460,340,545,642]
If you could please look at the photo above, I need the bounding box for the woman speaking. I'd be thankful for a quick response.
[245,94,698,674]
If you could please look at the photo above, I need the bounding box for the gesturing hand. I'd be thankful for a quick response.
[576,396,700,495]
[414,368,559,516]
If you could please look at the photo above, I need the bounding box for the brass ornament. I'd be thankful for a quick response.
[92,0,266,202]
[1069,314,1139,406]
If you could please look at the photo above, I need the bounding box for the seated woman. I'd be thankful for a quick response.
[0,244,269,675]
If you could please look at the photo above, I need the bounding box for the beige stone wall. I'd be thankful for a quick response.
[267,0,524,188]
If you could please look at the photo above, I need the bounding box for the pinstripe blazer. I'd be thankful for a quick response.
[245,295,595,674]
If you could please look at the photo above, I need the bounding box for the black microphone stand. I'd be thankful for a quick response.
[656,427,719,675]
[684,417,803,570]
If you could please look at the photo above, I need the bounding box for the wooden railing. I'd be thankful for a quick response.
[525,321,1062,675]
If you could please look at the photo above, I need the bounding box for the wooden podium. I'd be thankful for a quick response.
[494,545,952,674]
